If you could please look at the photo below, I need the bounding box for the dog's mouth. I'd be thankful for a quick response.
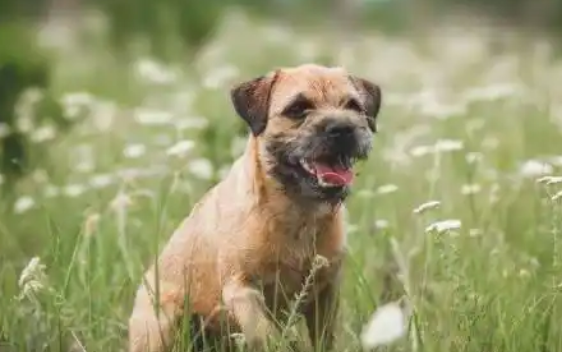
[299,157,355,188]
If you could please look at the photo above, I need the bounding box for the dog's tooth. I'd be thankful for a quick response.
[301,159,313,173]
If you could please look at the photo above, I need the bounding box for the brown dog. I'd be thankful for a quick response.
[128,64,382,352]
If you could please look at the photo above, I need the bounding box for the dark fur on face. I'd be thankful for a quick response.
[231,64,382,204]
[265,115,373,203]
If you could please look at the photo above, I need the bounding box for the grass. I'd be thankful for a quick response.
[2,8,562,352]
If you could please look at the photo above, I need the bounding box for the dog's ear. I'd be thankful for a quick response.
[350,76,382,132]
[230,72,278,136]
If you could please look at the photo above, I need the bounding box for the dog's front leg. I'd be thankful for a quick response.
[222,278,283,351]
[129,277,184,352]
[303,281,340,352]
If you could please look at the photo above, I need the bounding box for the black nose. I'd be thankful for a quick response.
[324,120,355,138]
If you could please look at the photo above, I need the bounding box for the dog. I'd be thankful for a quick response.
[128,63,382,352]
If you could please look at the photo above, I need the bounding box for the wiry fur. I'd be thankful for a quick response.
[128,64,382,352]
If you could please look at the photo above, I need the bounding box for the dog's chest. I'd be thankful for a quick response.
[256,220,341,306]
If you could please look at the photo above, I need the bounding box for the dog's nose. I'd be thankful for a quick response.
[325,120,355,138]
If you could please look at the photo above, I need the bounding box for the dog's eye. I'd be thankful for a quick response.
[344,99,364,113]
[284,100,313,119]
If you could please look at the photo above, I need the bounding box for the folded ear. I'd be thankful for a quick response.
[350,76,382,132]
[230,72,279,136]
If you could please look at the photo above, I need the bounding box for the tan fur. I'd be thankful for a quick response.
[128,64,380,352]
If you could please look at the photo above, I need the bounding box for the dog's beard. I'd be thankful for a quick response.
[265,129,372,203]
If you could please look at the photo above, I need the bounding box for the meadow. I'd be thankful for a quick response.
[2,9,562,352]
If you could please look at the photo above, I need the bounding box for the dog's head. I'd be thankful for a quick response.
[231,64,382,203]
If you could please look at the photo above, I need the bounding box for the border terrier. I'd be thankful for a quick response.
[128,64,382,352]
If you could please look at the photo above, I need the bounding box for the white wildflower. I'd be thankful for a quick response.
[519,160,553,177]
[14,196,35,214]
[202,64,239,90]
[435,139,464,152]
[410,139,463,157]
[530,257,540,268]
[61,92,94,119]
[410,145,433,157]
[30,125,56,143]
[375,219,389,229]
[469,228,483,237]
[123,143,147,159]
[361,302,407,349]
[117,167,164,181]
[76,160,95,173]
[89,174,114,189]
[465,152,483,164]
[420,101,467,120]
[166,140,195,157]
[413,200,441,214]
[549,156,562,166]
[425,219,462,233]
[135,58,178,85]
[188,158,214,180]
[376,184,399,195]
[63,184,86,198]
[44,185,60,198]
[230,333,246,350]
[461,184,481,195]
[536,176,562,185]
[552,190,562,201]
[463,83,522,102]
[175,116,209,130]
[134,108,173,126]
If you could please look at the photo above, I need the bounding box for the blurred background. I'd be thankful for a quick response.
[2,0,562,196]
[3,0,562,351]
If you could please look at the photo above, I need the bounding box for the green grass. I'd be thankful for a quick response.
[2,9,562,352]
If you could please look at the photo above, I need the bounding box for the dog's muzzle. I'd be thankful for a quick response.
[267,116,373,202]
[298,118,371,188]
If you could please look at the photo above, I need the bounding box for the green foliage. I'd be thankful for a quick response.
[93,0,226,59]
[0,24,71,190]
[0,25,47,183]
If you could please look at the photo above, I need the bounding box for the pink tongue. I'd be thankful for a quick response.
[314,163,354,186]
